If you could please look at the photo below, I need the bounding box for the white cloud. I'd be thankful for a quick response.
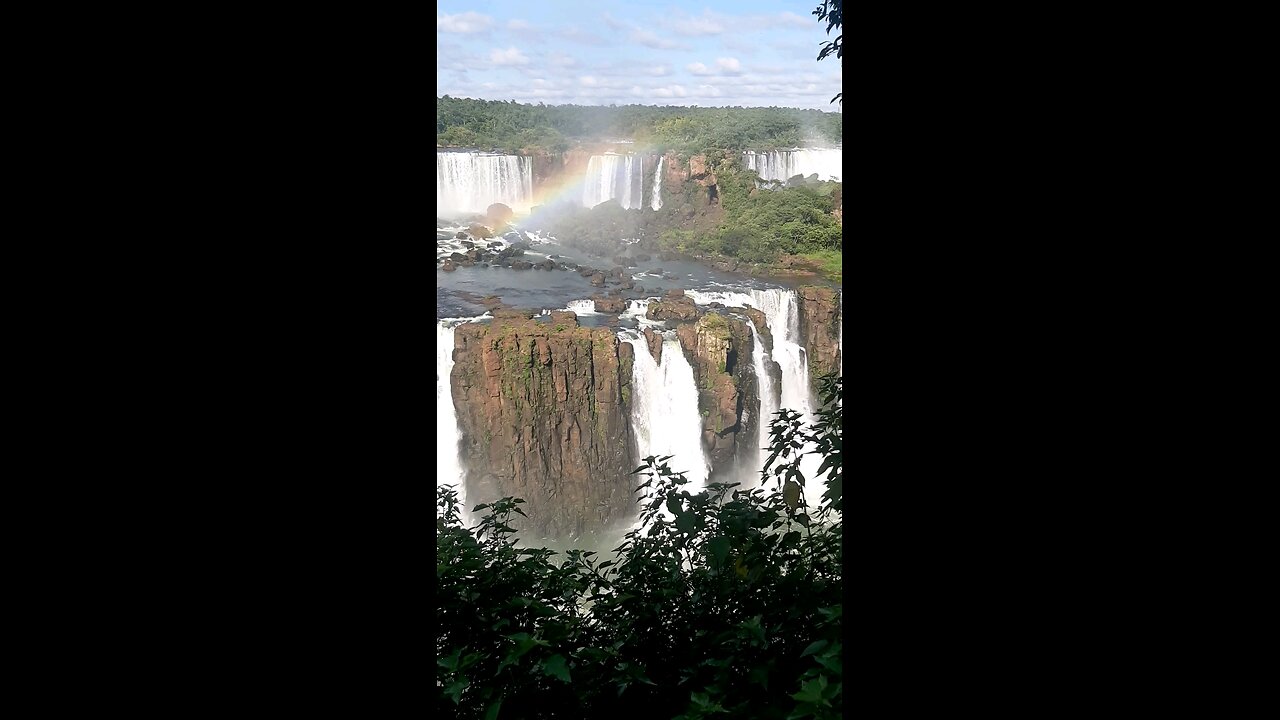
[665,9,728,36]
[687,62,711,75]
[716,57,741,73]
[489,47,530,66]
[561,26,608,46]
[632,29,684,49]
[601,13,627,30]
[653,84,688,98]
[437,11,493,33]
[650,65,670,76]
[777,12,814,28]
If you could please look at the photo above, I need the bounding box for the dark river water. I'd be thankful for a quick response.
[436,217,802,320]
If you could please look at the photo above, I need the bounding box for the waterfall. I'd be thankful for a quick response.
[651,155,665,211]
[746,319,778,479]
[437,152,533,216]
[583,154,643,209]
[683,289,825,508]
[622,333,709,503]
[436,321,467,517]
[743,149,842,183]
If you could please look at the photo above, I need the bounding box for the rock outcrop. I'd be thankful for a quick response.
[646,291,699,321]
[674,312,759,482]
[796,285,842,387]
[450,312,637,538]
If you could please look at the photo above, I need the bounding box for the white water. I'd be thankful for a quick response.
[564,299,599,315]
[743,149,842,184]
[623,333,709,507]
[651,155,665,211]
[583,153,643,209]
[437,152,533,216]
[682,289,825,508]
[746,320,779,480]
[436,322,467,517]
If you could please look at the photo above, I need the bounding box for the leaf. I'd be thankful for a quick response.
[675,512,700,534]
[708,536,731,568]
[783,480,800,511]
[749,665,770,690]
[791,678,826,705]
[540,654,572,683]
[800,640,828,658]
[443,678,469,704]
[484,699,503,720]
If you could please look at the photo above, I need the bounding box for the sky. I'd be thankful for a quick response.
[436,0,842,111]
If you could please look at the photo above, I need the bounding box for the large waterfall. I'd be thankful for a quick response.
[437,151,533,216]
[583,154,643,209]
[622,333,709,498]
[436,321,467,516]
[743,149,842,183]
[651,156,664,211]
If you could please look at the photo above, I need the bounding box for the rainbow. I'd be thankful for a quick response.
[518,142,672,224]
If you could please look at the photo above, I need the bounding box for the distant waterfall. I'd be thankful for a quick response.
[437,152,533,216]
[743,149,842,183]
[622,332,709,501]
[436,321,467,516]
[583,154,643,209]
[651,155,665,211]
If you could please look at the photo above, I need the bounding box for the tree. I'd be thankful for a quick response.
[812,0,843,105]
[436,376,844,719]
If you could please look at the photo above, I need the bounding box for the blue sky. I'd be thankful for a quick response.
[437,0,842,111]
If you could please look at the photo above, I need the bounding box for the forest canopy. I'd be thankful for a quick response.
[437,96,842,155]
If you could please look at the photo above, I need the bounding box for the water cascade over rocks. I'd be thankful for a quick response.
[651,155,665,211]
[583,154,643,209]
[684,289,825,508]
[437,151,533,215]
[743,149,842,183]
[436,321,468,521]
[621,332,709,500]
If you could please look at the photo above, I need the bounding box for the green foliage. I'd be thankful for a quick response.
[437,97,842,154]
[437,377,843,719]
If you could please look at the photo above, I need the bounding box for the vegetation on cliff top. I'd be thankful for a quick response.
[437,97,842,156]
[437,375,843,719]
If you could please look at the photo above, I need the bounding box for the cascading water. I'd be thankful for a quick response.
[436,321,467,518]
[683,289,825,509]
[583,154,642,209]
[743,149,842,184]
[746,320,779,479]
[622,332,709,509]
[437,152,533,216]
[651,156,664,211]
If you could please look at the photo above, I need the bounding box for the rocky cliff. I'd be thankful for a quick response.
[675,311,760,483]
[450,311,637,538]
[796,286,842,387]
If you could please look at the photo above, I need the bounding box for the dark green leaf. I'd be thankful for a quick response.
[800,640,828,658]
[540,654,572,683]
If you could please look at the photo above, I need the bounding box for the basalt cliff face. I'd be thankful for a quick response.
[450,311,637,538]
[674,311,759,483]
[796,286,842,387]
